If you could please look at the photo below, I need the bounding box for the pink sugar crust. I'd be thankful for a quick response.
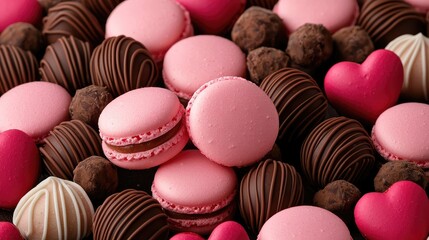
[372,102,429,167]
[404,0,429,12]
[0,129,40,209]
[170,232,205,240]
[163,35,246,100]
[152,150,237,214]
[102,120,188,170]
[208,221,250,240]
[105,0,193,63]
[0,222,24,240]
[0,82,71,142]
[175,0,246,34]
[354,181,429,240]
[258,206,352,240]
[0,0,42,32]
[186,76,279,167]
[273,0,358,34]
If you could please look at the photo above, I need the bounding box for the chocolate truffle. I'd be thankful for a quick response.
[246,0,278,10]
[0,22,44,57]
[240,159,304,234]
[332,26,374,63]
[231,7,286,52]
[82,0,124,24]
[313,180,361,224]
[69,85,113,129]
[286,23,333,70]
[374,161,427,192]
[42,1,104,46]
[246,47,289,85]
[39,120,103,180]
[259,67,328,144]
[0,45,38,96]
[73,156,118,203]
[93,189,169,240]
[357,0,426,48]
[90,35,159,97]
[38,0,73,11]
[300,116,376,188]
[40,36,92,95]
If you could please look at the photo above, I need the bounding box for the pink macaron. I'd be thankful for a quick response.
[151,149,237,235]
[98,87,189,170]
[208,221,250,240]
[163,35,246,101]
[186,76,279,167]
[0,222,23,240]
[0,0,42,32]
[105,0,193,63]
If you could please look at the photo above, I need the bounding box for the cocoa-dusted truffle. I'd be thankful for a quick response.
[39,120,103,180]
[90,35,159,97]
[93,189,169,240]
[0,22,44,57]
[246,0,278,10]
[259,67,327,144]
[246,47,289,85]
[286,23,333,70]
[357,0,426,48]
[231,6,286,52]
[40,36,92,95]
[69,85,113,129]
[0,45,38,95]
[300,116,376,188]
[73,156,118,203]
[313,180,361,224]
[42,1,104,46]
[240,159,304,234]
[333,26,374,63]
[82,0,124,24]
[374,161,427,192]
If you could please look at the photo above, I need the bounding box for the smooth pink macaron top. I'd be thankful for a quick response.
[273,0,359,34]
[105,0,193,63]
[0,81,71,142]
[170,232,205,240]
[372,102,429,167]
[0,0,42,32]
[152,150,237,214]
[186,76,279,167]
[163,35,246,100]
[0,222,23,240]
[208,221,250,240]
[258,206,352,240]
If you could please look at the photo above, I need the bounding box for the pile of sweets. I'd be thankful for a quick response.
[0,0,429,239]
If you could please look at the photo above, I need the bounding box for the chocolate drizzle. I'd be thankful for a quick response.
[40,36,92,95]
[259,67,328,143]
[300,117,376,188]
[0,45,38,95]
[90,35,159,97]
[82,0,124,24]
[42,1,104,46]
[357,0,426,48]
[239,159,304,234]
[39,120,103,180]
[93,189,169,240]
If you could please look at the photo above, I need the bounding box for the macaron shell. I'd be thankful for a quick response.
[208,221,250,240]
[186,76,279,167]
[0,0,42,32]
[372,102,429,165]
[0,222,23,240]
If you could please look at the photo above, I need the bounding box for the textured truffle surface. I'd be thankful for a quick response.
[300,116,376,188]
[246,47,289,85]
[313,180,361,224]
[0,22,44,57]
[239,159,304,234]
[40,36,92,95]
[93,189,169,240]
[357,0,426,48]
[286,23,333,70]
[90,35,159,97]
[259,67,327,144]
[73,156,118,203]
[332,26,374,63]
[39,120,103,180]
[231,6,286,52]
[374,161,428,192]
[0,45,38,96]
[42,1,104,46]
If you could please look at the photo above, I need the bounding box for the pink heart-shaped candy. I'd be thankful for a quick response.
[354,181,429,240]
[324,49,403,124]
[208,221,250,240]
